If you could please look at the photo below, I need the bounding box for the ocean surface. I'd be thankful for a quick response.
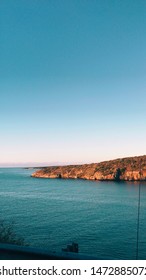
[0,168,146,259]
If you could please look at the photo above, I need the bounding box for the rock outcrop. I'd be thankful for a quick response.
[31,155,146,181]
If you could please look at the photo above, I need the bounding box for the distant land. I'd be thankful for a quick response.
[32,155,146,181]
[0,162,70,168]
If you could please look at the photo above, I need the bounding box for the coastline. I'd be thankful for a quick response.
[31,155,146,181]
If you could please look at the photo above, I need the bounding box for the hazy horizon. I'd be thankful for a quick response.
[0,161,85,168]
[0,1,146,165]
[1,153,146,168]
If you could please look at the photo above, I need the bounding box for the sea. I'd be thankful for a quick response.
[0,168,146,260]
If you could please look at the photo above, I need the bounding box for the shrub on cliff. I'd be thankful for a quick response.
[0,220,25,246]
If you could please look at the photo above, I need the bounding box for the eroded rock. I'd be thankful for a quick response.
[31,155,146,181]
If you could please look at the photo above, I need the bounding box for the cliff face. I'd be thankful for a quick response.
[31,155,146,181]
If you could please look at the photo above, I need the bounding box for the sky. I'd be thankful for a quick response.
[0,0,146,167]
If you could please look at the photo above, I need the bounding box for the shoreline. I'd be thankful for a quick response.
[31,155,146,182]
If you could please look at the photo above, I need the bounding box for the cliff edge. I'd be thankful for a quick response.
[31,155,146,181]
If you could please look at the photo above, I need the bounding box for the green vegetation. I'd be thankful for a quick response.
[0,220,25,246]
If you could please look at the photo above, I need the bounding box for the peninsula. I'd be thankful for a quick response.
[31,155,146,181]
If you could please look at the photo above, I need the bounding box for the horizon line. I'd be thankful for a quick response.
[0,154,145,168]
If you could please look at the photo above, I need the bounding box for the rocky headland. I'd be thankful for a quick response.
[31,155,146,181]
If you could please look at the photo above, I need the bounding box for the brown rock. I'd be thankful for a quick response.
[31,155,146,181]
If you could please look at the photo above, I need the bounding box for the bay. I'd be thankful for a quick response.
[0,168,146,259]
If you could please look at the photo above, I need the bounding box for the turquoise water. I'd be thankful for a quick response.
[0,168,146,259]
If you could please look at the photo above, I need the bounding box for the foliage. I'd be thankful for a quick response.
[0,220,25,246]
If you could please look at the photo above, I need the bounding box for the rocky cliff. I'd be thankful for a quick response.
[31,155,146,181]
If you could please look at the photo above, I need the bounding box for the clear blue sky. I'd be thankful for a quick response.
[0,0,146,166]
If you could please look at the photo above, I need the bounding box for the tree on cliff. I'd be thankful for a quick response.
[114,168,122,181]
[0,220,25,246]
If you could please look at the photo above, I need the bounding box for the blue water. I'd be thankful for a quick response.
[0,168,146,259]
